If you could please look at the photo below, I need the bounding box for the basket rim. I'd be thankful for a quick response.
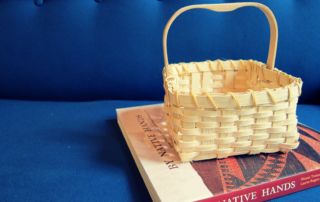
[163,59,302,97]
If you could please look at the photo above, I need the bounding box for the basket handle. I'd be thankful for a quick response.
[163,2,278,70]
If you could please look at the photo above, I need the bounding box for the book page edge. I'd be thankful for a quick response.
[117,112,161,202]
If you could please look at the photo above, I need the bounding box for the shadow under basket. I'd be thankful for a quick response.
[164,59,302,162]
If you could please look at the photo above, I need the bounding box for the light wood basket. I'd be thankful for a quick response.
[162,2,303,162]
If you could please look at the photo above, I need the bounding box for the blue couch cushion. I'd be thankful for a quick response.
[0,99,319,201]
[0,0,319,103]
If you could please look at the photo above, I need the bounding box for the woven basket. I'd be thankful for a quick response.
[162,3,303,162]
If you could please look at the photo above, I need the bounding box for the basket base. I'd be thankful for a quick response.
[176,141,299,162]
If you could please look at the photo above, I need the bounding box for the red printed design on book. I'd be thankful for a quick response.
[191,124,320,195]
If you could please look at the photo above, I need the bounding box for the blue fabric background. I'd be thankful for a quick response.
[0,0,319,201]
[0,100,319,202]
[0,0,319,103]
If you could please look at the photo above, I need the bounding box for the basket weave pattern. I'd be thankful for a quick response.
[162,3,303,162]
[164,60,302,161]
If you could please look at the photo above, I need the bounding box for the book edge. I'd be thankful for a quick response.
[116,103,163,113]
[117,112,161,202]
[298,122,320,133]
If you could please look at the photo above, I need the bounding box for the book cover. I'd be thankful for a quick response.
[116,104,320,202]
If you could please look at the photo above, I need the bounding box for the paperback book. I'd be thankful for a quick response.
[116,104,320,202]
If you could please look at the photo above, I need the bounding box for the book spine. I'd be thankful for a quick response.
[199,169,320,202]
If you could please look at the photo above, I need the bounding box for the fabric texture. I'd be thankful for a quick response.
[0,100,318,201]
[0,0,319,103]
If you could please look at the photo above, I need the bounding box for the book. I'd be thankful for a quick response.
[116,104,320,202]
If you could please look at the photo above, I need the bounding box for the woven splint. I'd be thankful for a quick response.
[162,3,302,162]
